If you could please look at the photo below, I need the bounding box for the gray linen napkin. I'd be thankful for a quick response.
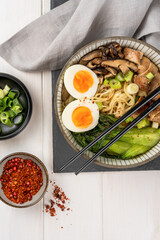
[0,0,159,72]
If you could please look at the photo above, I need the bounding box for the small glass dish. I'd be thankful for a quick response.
[0,152,49,208]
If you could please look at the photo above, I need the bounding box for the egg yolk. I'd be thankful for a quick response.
[72,106,93,129]
[73,70,94,93]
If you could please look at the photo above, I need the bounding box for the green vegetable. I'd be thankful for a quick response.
[0,89,5,99]
[8,110,16,118]
[115,72,125,82]
[11,105,23,115]
[103,79,110,85]
[124,71,134,82]
[122,144,150,159]
[3,85,10,96]
[8,100,13,108]
[103,139,131,155]
[8,91,16,99]
[96,102,103,110]
[72,114,160,160]
[136,117,150,129]
[109,79,122,89]
[0,85,23,132]
[125,116,134,123]
[0,111,13,127]
[119,127,160,147]
[146,72,154,80]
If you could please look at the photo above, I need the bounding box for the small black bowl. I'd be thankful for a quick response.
[0,73,32,140]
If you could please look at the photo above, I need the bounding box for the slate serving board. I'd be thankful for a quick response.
[51,0,160,173]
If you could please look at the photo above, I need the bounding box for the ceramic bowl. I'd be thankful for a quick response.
[0,152,49,208]
[54,36,160,168]
[0,73,32,140]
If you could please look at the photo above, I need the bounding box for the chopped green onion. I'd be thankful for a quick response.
[146,72,154,80]
[103,79,110,85]
[0,97,9,113]
[8,100,13,108]
[3,85,10,96]
[136,117,150,129]
[0,89,5,99]
[96,102,103,110]
[124,71,134,82]
[115,72,125,82]
[8,91,16,99]
[13,114,23,125]
[125,116,134,123]
[8,110,16,118]
[0,111,13,127]
[109,79,122,89]
[11,105,23,115]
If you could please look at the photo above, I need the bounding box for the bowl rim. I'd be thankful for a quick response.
[0,73,32,140]
[0,152,49,208]
[54,36,160,169]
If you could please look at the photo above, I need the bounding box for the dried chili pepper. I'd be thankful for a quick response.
[0,158,43,204]
[45,181,70,217]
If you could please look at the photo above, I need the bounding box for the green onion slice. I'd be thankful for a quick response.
[124,71,134,82]
[109,79,122,89]
[146,72,154,80]
[115,72,125,82]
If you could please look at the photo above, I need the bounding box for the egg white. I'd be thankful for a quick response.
[64,64,99,99]
[62,99,99,132]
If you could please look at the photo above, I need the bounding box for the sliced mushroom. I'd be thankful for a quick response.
[105,67,117,76]
[86,61,97,69]
[97,75,104,84]
[101,59,138,72]
[124,48,143,65]
[79,50,102,65]
[93,67,108,75]
[119,64,129,75]
[86,58,102,69]
[104,73,113,78]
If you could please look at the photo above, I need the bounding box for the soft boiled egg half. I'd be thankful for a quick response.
[62,99,99,132]
[64,64,99,99]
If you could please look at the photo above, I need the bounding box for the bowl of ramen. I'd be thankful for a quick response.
[54,36,160,168]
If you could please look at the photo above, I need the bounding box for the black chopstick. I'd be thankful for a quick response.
[60,86,160,171]
[75,98,160,175]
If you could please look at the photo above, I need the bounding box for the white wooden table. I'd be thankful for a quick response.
[1,1,160,239]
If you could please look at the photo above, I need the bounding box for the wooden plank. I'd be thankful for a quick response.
[0,1,44,240]
[102,172,160,240]
[44,173,103,240]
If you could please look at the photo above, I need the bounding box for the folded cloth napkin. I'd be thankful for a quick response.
[0,0,160,72]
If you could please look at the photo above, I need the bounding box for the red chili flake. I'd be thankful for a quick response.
[92,101,94,104]
[45,180,71,217]
[0,158,43,204]
[61,227,63,229]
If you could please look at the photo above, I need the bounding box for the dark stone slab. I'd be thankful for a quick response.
[51,0,160,173]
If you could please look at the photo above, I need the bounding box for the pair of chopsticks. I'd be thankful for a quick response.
[60,86,160,175]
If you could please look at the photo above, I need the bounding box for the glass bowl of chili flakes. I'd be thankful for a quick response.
[0,152,49,208]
